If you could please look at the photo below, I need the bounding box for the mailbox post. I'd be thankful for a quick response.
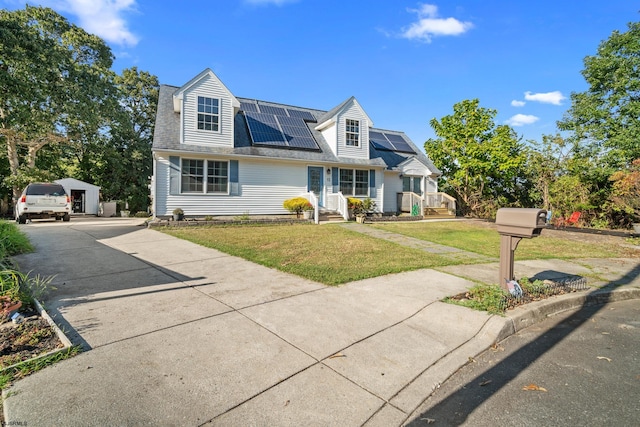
[495,208,547,291]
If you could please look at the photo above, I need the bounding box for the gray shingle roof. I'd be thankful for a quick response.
[152,84,441,174]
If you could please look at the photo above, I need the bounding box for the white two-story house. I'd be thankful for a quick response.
[151,68,446,220]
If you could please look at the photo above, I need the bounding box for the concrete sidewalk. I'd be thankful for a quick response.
[3,218,640,426]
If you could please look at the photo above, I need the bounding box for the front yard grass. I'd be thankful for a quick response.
[162,223,456,285]
[162,220,637,286]
[369,221,634,259]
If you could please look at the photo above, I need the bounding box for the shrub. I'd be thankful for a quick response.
[172,207,184,215]
[134,211,149,218]
[283,197,313,217]
[0,221,33,259]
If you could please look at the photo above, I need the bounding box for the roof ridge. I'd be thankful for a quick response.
[237,97,327,114]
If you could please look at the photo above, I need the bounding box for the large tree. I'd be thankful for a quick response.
[87,67,159,213]
[425,99,525,217]
[0,6,117,198]
[558,21,640,170]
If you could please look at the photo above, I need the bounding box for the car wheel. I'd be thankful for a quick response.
[18,215,27,224]
[62,213,70,222]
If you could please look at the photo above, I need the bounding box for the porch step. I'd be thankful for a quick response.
[424,207,455,217]
[318,209,345,222]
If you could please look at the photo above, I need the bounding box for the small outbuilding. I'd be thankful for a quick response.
[55,178,101,215]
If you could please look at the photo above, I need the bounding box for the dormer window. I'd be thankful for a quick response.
[345,119,359,146]
[197,96,220,132]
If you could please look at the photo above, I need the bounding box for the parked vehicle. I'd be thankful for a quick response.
[14,183,71,224]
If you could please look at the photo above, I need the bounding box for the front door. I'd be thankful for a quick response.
[308,166,324,206]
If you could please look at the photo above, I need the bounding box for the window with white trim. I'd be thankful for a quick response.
[181,159,228,194]
[207,161,228,193]
[340,168,368,196]
[345,119,359,146]
[197,96,220,132]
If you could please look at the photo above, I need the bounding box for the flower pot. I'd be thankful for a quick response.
[633,223,640,235]
[356,215,366,224]
[303,210,313,220]
[173,214,184,221]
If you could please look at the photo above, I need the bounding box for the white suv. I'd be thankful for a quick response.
[14,183,71,224]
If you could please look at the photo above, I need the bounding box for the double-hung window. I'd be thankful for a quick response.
[207,161,228,193]
[340,168,369,196]
[197,96,220,132]
[345,119,359,146]
[181,159,228,194]
[181,159,204,193]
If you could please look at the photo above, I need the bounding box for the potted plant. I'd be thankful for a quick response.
[347,198,362,220]
[283,197,312,219]
[302,202,314,220]
[172,207,184,221]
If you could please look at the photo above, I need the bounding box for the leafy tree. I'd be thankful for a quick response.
[558,21,640,170]
[524,134,572,210]
[88,68,159,213]
[425,99,526,217]
[608,158,640,225]
[0,6,117,199]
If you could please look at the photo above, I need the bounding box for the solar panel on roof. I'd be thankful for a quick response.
[245,111,286,145]
[244,111,319,150]
[245,111,277,124]
[259,105,287,116]
[280,124,311,137]
[240,102,258,113]
[279,116,320,149]
[287,137,319,149]
[276,115,306,127]
[384,133,416,153]
[287,109,316,121]
[369,131,395,151]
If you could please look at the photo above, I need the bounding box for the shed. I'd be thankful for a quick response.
[55,178,101,215]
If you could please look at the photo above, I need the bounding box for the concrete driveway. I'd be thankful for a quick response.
[4,217,639,426]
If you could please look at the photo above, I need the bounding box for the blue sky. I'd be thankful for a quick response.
[3,1,637,150]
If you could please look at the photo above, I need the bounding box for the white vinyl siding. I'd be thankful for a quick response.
[383,171,403,213]
[337,103,369,159]
[181,73,234,147]
[155,155,315,216]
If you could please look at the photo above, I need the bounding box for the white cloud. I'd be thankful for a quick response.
[511,100,525,107]
[244,0,298,5]
[401,3,473,42]
[25,0,139,46]
[524,91,566,105]
[505,114,539,127]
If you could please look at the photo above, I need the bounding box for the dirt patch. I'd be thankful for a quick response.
[0,308,64,369]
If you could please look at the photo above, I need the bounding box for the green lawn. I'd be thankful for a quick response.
[161,220,636,286]
[370,221,634,259]
[162,223,456,285]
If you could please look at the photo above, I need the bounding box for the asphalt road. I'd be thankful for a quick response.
[407,299,640,426]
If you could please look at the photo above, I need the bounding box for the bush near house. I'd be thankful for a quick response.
[283,197,313,217]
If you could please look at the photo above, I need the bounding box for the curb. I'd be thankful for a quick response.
[399,284,640,426]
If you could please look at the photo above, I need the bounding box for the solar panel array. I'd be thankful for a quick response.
[241,102,319,150]
[369,131,415,154]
